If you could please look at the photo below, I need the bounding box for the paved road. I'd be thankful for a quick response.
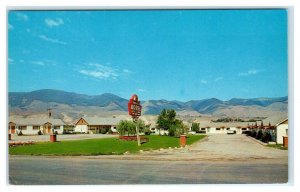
[9,134,288,184]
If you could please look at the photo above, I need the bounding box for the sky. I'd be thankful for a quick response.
[8,9,288,101]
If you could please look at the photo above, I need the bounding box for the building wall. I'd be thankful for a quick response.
[74,124,88,133]
[17,125,43,135]
[54,125,64,134]
[207,127,228,134]
[204,127,246,134]
[152,128,169,135]
[276,124,288,144]
[8,122,16,134]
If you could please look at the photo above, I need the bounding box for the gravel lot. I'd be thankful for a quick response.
[113,134,288,161]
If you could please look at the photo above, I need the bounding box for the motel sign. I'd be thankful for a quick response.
[128,94,142,118]
[128,94,142,146]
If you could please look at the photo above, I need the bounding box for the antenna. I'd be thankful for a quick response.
[47,108,52,118]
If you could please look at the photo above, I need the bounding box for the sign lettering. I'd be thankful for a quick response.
[128,94,142,118]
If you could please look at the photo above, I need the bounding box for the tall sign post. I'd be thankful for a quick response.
[128,94,142,146]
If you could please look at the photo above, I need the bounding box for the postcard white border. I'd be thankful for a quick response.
[1,1,298,192]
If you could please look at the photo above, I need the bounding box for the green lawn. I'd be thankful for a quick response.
[266,144,288,150]
[9,135,206,156]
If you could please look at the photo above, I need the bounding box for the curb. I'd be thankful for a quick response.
[246,136,267,146]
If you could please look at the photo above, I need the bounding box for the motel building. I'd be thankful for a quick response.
[198,122,251,134]
[275,118,288,144]
[74,116,122,134]
[8,116,65,135]
[260,116,288,144]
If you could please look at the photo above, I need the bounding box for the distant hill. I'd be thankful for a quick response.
[9,89,288,122]
[9,89,128,110]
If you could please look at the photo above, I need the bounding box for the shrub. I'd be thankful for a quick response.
[37,130,42,135]
[256,130,263,140]
[250,130,256,137]
[108,128,113,134]
[261,132,272,143]
[54,131,58,135]
[169,126,175,136]
[144,127,151,135]
[191,123,200,132]
[100,128,108,134]
[17,131,23,136]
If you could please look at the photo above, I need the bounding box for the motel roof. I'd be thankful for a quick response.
[262,115,288,126]
[9,116,65,126]
[76,116,122,126]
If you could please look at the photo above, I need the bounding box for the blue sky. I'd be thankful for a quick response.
[8,9,288,101]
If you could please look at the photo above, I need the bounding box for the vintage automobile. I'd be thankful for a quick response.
[227,130,236,134]
[187,131,196,135]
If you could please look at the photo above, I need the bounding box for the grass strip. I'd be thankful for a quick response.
[9,135,206,156]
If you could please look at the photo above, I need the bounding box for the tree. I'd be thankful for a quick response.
[156,109,187,137]
[169,119,186,137]
[117,120,135,136]
[135,119,146,134]
[117,119,146,136]
[157,109,177,131]
[191,123,200,132]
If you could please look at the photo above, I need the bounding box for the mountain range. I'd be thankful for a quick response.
[9,89,288,122]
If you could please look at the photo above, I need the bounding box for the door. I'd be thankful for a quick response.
[11,126,16,134]
[47,125,51,133]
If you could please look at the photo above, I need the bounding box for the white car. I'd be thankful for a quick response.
[188,131,196,135]
[227,130,236,134]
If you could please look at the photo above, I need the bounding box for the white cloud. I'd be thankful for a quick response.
[38,35,67,45]
[214,77,223,82]
[123,69,132,73]
[79,63,118,80]
[238,69,261,76]
[138,88,146,92]
[31,61,45,66]
[8,58,14,64]
[16,12,29,21]
[201,80,208,84]
[45,18,64,27]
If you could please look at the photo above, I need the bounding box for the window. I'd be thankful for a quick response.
[201,128,206,130]
[216,128,221,130]
[33,126,40,130]
[9,125,15,130]
[54,126,60,129]
[242,128,247,130]
[226,128,230,130]
[19,126,27,130]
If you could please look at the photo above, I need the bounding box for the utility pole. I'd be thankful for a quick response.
[47,108,53,134]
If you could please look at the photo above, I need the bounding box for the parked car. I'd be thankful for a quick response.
[188,131,196,135]
[227,130,236,134]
